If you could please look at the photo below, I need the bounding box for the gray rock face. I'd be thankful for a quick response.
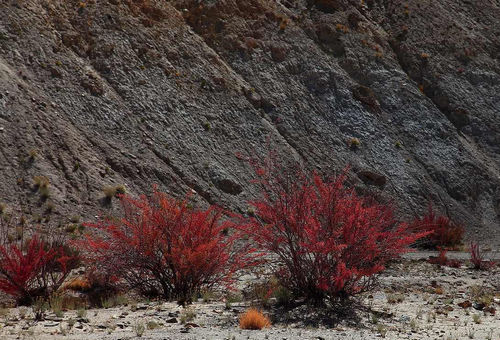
[0,0,498,244]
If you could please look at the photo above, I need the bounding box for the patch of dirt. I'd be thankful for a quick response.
[0,259,499,340]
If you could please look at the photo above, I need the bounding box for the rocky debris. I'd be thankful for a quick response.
[357,169,387,188]
[352,85,381,113]
[0,259,498,339]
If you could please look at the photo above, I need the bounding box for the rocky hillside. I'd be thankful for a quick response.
[0,0,499,244]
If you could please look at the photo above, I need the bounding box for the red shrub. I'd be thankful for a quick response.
[428,248,461,268]
[470,242,494,270]
[240,161,427,304]
[410,204,464,249]
[447,258,461,268]
[428,248,448,266]
[80,189,257,304]
[0,235,77,305]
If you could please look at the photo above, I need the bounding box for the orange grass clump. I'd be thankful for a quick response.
[64,277,91,292]
[239,308,271,330]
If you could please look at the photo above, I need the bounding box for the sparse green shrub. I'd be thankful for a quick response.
[134,322,145,337]
[33,214,42,223]
[469,285,493,307]
[245,279,279,307]
[180,308,196,324]
[0,307,9,318]
[45,202,55,214]
[18,306,28,319]
[59,323,68,336]
[65,224,78,233]
[377,323,387,337]
[201,288,216,303]
[39,186,50,200]
[103,186,117,200]
[101,294,128,309]
[15,226,23,240]
[387,292,405,304]
[50,294,64,317]
[28,149,38,160]
[349,137,361,149]
[68,318,76,328]
[32,296,48,320]
[103,185,126,201]
[114,185,126,195]
[274,285,293,306]
[410,318,418,332]
[77,224,85,233]
[225,292,243,309]
[76,308,87,319]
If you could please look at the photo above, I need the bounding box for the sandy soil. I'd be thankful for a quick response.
[0,256,499,340]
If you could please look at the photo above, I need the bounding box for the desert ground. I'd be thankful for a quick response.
[1,252,499,340]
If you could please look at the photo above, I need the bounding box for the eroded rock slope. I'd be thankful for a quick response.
[0,0,499,243]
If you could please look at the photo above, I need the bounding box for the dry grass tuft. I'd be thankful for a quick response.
[64,277,91,292]
[239,308,271,330]
[33,176,50,189]
[103,185,126,200]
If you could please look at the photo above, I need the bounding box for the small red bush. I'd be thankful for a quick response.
[428,248,461,268]
[428,248,448,266]
[80,189,257,304]
[240,159,427,304]
[470,242,494,270]
[0,235,77,305]
[410,204,464,249]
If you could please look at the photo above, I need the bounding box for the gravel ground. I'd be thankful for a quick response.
[1,256,499,340]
